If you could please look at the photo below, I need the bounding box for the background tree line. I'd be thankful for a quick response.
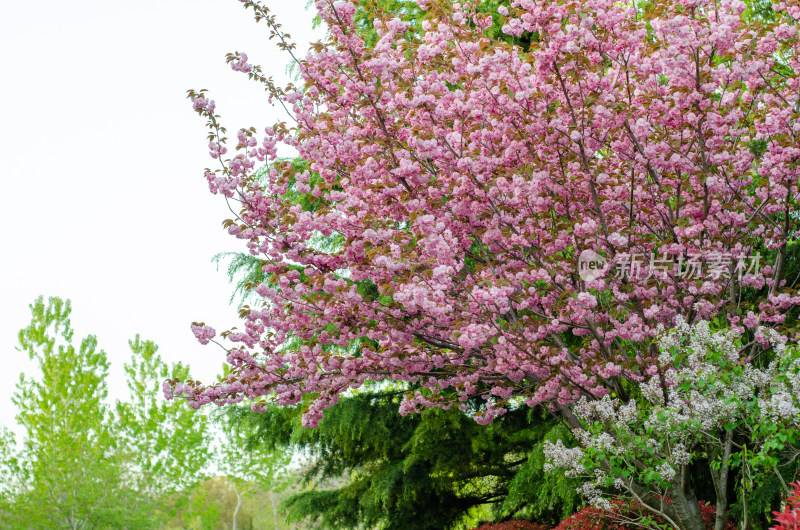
[0,296,297,529]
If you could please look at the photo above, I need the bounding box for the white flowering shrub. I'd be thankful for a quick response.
[544,318,800,528]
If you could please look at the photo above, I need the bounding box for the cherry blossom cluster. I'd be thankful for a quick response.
[172,0,800,432]
[190,323,217,346]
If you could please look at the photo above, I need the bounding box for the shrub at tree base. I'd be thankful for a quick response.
[437,499,741,530]
[466,501,737,530]
[553,500,735,530]
[772,481,800,530]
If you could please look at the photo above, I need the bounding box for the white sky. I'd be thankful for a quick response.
[0,0,323,434]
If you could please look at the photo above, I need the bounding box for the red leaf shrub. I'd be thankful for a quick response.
[471,521,550,530]
[554,499,734,530]
[772,481,800,530]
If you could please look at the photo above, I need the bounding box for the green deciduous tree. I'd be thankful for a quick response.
[10,296,142,529]
[0,425,18,527]
[115,335,212,524]
[2,297,213,528]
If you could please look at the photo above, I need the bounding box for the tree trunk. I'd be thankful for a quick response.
[632,468,708,530]
[232,481,242,530]
[715,495,729,530]
[669,480,707,530]
[270,490,279,530]
[706,431,733,530]
[713,458,731,530]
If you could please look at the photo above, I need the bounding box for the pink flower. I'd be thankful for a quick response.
[577,292,598,309]
[191,323,216,345]
[177,0,795,434]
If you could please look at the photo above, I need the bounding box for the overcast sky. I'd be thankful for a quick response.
[0,0,323,434]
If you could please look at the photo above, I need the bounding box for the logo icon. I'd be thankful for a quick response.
[578,250,607,281]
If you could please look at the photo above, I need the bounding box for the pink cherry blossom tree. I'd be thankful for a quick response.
[170,1,800,527]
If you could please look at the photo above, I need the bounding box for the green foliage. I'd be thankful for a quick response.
[310,0,523,50]
[179,482,224,530]
[502,422,581,523]
[9,296,144,528]
[730,459,800,530]
[352,0,425,48]
[187,409,294,530]
[226,391,580,530]
[214,251,268,305]
[743,0,777,22]
[115,336,212,523]
[217,412,292,486]
[3,297,213,529]
[163,475,310,530]
[0,426,18,528]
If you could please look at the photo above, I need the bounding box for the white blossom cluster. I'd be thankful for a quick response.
[543,318,800,507]
[543,439,586,478]
[577,482,613,510]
